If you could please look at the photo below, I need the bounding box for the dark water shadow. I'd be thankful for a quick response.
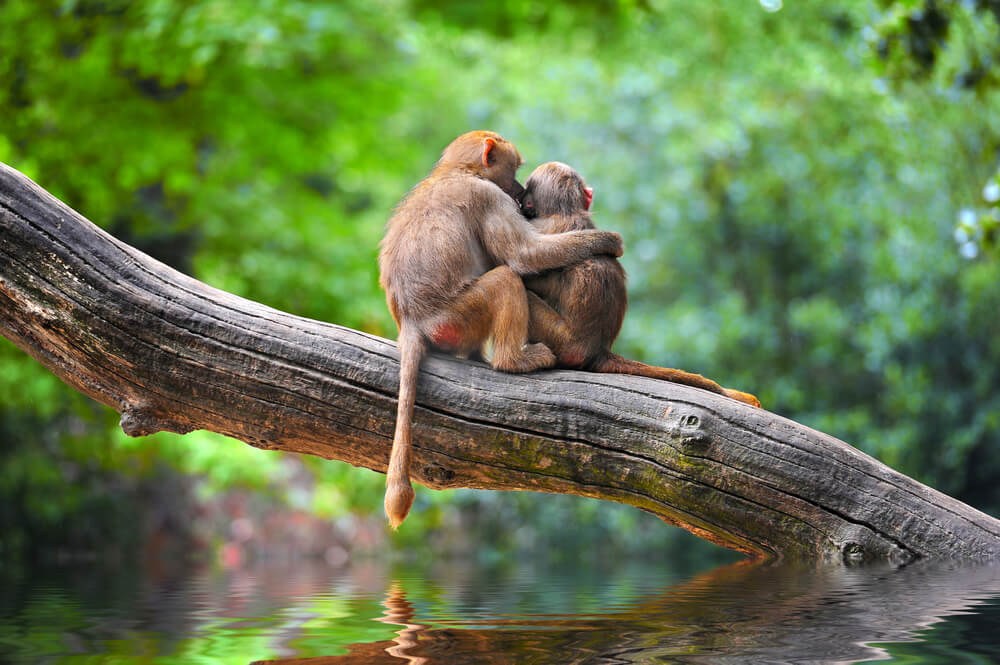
[251,560,1000,665]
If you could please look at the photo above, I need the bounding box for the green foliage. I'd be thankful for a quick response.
[1,0,999,562]
[867,0,1000,258]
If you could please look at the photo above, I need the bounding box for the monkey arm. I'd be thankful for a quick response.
[532,215,593,234]
[481,208,622,276]
[511,230,622,275]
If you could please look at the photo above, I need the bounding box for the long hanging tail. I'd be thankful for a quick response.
[593,352,761,407]
[385,326,426,528]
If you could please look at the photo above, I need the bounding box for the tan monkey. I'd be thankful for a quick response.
[378,132,623,528]
[522,161,760,407]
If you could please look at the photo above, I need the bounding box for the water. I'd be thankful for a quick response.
[2,558,1000,664]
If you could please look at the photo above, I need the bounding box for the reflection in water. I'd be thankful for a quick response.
[378,584,428,665]
[3,559,1000,664]
[246,561,1000,665]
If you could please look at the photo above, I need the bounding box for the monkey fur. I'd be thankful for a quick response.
[378,133,624,528]
[521,161,761,408]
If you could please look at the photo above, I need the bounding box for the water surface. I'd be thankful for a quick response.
[2,558,1000,664]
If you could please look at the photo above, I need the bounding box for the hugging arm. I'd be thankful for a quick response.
[480,206,622,276]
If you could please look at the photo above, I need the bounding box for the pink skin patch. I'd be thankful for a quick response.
[559,351,586,368]
[583,187,593,211]
[431,322,463,349]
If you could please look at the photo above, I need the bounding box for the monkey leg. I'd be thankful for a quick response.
[524,271,564,304]
[431,266,555,373]
[526,292,595,369]
[526,292,571,352]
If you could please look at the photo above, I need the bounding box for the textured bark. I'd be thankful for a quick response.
[2,161,999,564]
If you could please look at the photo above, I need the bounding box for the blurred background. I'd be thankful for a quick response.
[1,0,998,573]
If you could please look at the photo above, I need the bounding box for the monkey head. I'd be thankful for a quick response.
[440,130,525,202]
[521,161,593,219]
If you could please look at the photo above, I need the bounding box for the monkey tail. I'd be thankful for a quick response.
[385,326,426,529]
[593,352,761,407]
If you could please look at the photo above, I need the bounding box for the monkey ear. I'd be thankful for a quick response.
[584,187,594,211]
[482,138,497,168]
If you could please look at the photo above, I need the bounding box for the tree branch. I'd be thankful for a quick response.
[2,161,999,564]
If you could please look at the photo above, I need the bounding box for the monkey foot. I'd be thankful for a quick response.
[494,343,556,373]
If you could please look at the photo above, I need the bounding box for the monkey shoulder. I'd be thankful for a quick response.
[536,213,597,234]
[434,172,509,202]
[564,213,597,232]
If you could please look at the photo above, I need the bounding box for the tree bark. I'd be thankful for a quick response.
[2,161,999,564]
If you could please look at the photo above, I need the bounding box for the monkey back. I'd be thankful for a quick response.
[379,174,505,324]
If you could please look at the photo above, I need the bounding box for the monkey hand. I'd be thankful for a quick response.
[591,230,624,258]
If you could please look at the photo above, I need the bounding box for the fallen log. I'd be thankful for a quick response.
[2,161,998,564]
